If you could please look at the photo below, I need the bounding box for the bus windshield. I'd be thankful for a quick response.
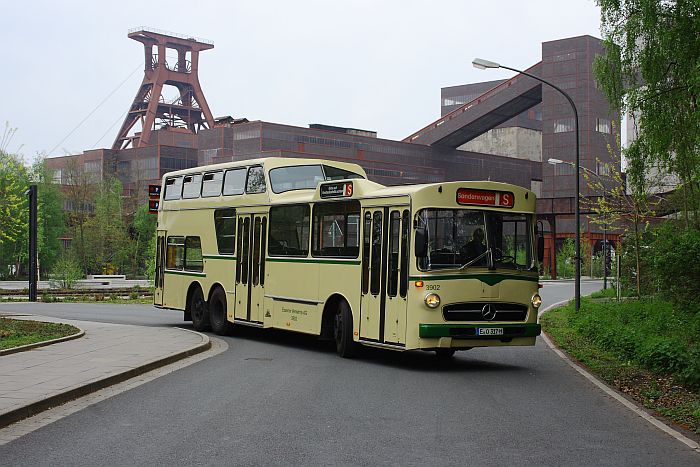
[416,209,534,272]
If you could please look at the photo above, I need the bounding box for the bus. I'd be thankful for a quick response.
[154,157,543,357]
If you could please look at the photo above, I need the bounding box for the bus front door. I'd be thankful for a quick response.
[234,214,267,324]
[154,230,165,306]
[360,207,408,345]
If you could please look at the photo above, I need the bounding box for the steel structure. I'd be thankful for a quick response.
[112,28,215,150]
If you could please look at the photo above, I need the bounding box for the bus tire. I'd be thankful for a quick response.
[210,287,234,336]
[334,301,358,358]
[190,286,210,332]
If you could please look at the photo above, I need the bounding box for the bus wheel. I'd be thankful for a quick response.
[210,287,234,336]
[334,301,357,358]
[190,287,210,332]
[435,349,456,359]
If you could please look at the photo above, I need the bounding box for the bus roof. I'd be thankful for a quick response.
[160,156,368,181]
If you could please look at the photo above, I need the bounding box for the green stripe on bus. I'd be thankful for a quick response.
[267,257,361,265]
[419,323,541,339]
[164,270,207,278]
[203,255,237,260]
[409,273,538,286]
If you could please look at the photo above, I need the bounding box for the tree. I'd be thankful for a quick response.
[82,177,129,274]
[30,157,65,278]
[0,149,29,278]
[594,0,700,227]
[127,204,157,277]
[62,158,96,275]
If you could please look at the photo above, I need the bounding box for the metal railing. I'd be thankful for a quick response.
[128,26,214,45]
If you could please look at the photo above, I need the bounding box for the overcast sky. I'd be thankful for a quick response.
[2,0,601,162]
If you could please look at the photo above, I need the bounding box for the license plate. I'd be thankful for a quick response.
[477,327,504,336]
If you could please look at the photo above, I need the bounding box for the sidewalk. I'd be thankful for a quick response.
[0,313,210,428]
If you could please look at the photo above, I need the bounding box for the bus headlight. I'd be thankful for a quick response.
[531,293,542,309]
[424,293,441,309]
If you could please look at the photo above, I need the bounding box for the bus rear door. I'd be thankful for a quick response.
[235,213,267,324]
[154,230,165,306]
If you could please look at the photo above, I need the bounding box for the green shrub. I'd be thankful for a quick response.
[49,256,83,289]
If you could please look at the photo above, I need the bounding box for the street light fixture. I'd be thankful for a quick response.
[473,58,582,311]
[548,158,609,290]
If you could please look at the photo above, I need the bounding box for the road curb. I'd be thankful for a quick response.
[0,329,211,430]
[0,326,85,357]
[539,301,700,453]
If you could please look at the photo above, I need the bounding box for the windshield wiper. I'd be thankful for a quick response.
[459,248,491,270]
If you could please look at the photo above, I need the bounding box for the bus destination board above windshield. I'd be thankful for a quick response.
[320,181,353,199]
[456,188,514,208]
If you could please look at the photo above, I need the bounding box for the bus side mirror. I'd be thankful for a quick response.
[415,228,428,257]
[537,236,545,263]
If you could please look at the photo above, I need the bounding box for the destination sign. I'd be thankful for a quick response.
[320,181,353,199]
[456,188,514,208]
[148,184,162,198]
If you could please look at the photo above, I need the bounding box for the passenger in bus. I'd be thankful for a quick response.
[461,228,486,264]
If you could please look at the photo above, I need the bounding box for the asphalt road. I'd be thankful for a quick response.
[1,280,698,465]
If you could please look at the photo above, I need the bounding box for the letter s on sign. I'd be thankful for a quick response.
[500,193,512,207]
[345,183,353,197]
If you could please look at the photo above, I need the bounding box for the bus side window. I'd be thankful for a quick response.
[223,168,246,196]
[201,171,223,197]
[269,205,310,256]
[246,166,266,194]
[311,200,360,258]
[185,237,203,272]
[166,236,185,270]
[164,177,183,201]
[182,174,203,199]
[387,211,400,297]
[399,210,409,298]
[214,208,236,255]
[362,212,371,294]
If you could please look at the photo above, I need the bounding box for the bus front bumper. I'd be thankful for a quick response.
[418,323,541,339]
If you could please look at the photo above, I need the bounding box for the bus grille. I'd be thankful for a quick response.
[442,303,528,322]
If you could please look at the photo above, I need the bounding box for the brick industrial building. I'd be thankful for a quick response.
[47,29,620,276]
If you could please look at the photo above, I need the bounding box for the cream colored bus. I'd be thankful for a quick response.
[154,157,543,357]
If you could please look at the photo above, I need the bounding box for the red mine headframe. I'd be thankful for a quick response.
[112,27,215,150]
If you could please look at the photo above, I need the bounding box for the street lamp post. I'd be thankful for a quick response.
[473,58,581,311]
[548,158,608,290]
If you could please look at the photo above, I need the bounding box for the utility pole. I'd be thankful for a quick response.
[27,184,38,302]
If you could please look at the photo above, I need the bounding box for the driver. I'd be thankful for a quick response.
[461,228,486,263]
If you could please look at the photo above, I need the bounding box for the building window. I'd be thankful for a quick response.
[596,162,611,176]
[554,163,576,176]
[552,52,576,62]
[553,118,575,133]
[596,118,611,134]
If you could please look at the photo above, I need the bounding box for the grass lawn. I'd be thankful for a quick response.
[0,318,80,351]
[541,297,700,435]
